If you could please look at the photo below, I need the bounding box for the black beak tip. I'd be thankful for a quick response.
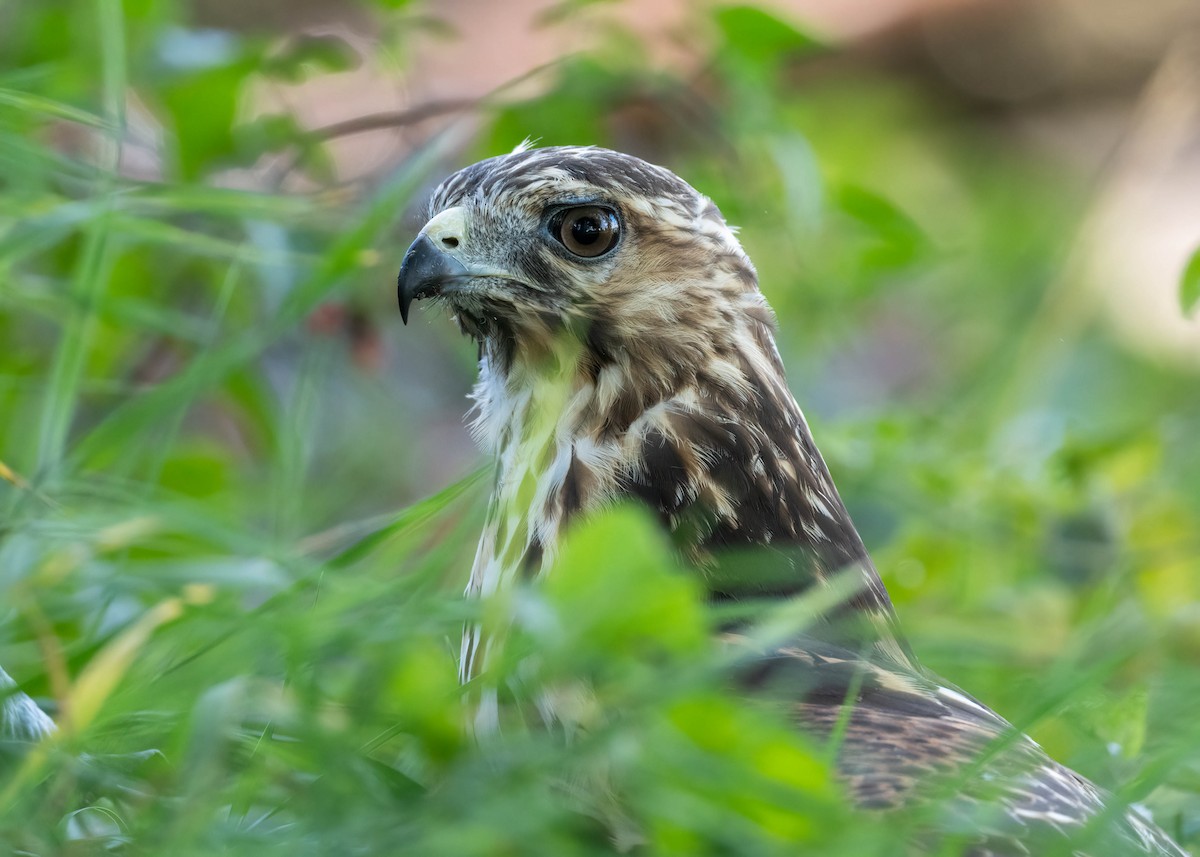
[397,272,411,325]
[396,234,468,326]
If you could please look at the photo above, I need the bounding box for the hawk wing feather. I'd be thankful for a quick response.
[742,641,1184,856]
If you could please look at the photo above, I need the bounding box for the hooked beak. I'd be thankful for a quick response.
[396,234,470,324]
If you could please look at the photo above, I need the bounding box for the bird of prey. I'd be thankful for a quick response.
[396,145,1187,856]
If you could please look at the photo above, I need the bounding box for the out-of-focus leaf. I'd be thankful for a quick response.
[384,641,463,764]
[834,183,929,271]
[0,88,112,129]
[535,0,621,27]
[262,35,360,82]
[288,139,339,185]
[487,57,623,153]
[158,440,233,499]
[1181,246,1200,317]
[160,61,255,179]
[539,505,706,669]
[714,5,821,69]
[234,112,308,161]
[68,598,185,731]
[316,469,486,566]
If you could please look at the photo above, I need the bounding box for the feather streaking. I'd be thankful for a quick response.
[397,145,1187,856]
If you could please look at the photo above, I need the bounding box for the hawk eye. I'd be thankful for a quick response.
[553,206,620,258]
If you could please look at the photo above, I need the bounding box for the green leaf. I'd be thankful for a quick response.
[0,87,113,129]
[535,0,621,27]
[541,505,707,665]
[834,183,929,271]
[714,5,821,68]
[262,35,359,82]
[160,61,255,180]
[486,57,621,154]
[1181,245,1200,317]
[234,112,307,160]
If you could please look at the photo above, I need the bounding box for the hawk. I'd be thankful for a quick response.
[397,145,1186,856]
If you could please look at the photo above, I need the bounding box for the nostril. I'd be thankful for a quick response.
[441,236,460,249]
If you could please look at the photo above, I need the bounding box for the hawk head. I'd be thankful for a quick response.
[398,146,771,397]
[399,146,908,668]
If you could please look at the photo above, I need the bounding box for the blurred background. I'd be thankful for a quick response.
[2,0,1199,853]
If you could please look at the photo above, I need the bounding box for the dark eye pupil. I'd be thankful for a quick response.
[553,205,619,258]
[571,217,602,245]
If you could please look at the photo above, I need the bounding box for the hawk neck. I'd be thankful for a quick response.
[465,328,914,671]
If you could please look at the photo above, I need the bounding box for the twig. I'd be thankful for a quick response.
[306,98,478,143]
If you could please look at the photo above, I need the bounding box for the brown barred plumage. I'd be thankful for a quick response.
[397,145,1187,856]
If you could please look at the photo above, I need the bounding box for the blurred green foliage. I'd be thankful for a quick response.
[2,0,1199,854]
[1182,248,1200,317]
